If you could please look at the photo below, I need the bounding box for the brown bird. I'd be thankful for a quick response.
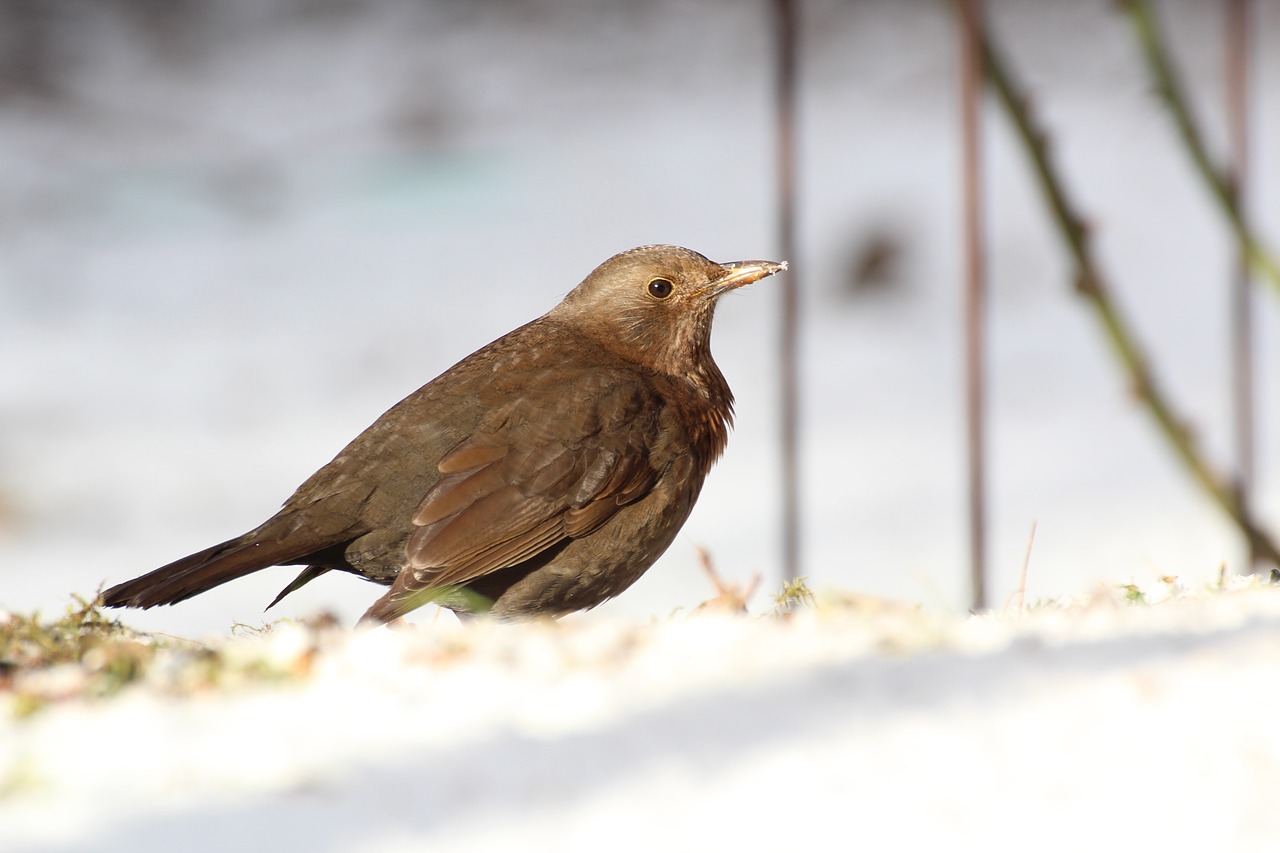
[101,245,785,625]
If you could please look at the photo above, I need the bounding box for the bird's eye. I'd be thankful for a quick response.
[647,277,674,299]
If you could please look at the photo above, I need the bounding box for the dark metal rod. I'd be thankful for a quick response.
[1225,0,1256,572]
[773,0,801,583]
[958,0,988,610]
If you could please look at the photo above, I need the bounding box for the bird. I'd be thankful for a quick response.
[100,245,786,626]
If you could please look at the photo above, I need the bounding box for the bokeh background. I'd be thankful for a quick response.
[2,0,1278,636]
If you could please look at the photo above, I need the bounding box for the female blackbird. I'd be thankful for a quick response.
[101,245,785,624]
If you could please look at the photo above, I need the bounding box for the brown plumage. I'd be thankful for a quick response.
[100,245,785,625]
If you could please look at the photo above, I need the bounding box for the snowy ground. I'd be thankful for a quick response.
[4,577,1280,852]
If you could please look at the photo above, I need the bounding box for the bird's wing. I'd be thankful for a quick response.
[393,369,666,596]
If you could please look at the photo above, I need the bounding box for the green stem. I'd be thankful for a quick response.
[978,21,1280,566]
[1122,0,1280,297]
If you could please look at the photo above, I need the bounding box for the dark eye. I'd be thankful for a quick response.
[647,277,674,299]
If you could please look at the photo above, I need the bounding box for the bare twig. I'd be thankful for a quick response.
[695,545,761,612]
[1120,0,1280,297]
[978,21,1280,567]
[1017,519,1037,618]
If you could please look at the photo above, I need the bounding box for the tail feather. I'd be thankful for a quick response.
[265,566,331,611]
[101,536,325,610]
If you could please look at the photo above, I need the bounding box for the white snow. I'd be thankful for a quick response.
[5,579,1280,851]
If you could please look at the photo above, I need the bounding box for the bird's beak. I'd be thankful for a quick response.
[699,259,788,298]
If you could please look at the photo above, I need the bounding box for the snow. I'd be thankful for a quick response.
[5,579,1280,851]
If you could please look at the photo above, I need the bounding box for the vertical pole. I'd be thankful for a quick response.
[773,0,801,583]
[958,0,988,609]
[1225,0,1256,572]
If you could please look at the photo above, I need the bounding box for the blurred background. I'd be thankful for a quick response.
[1,0,1277,636]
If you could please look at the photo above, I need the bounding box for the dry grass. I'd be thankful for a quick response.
[0,594,333,719]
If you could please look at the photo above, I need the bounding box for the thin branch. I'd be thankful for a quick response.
[695,545,761,613]
[1120,0,1280,297]
[978,21,1280,567]
[1017,519,1037,618]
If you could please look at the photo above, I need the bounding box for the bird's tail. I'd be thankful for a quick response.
[100,536,313,610]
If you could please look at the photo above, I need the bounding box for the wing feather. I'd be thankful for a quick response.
[389,372,664,601]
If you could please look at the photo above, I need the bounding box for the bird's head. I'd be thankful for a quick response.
[550,244,786,377]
